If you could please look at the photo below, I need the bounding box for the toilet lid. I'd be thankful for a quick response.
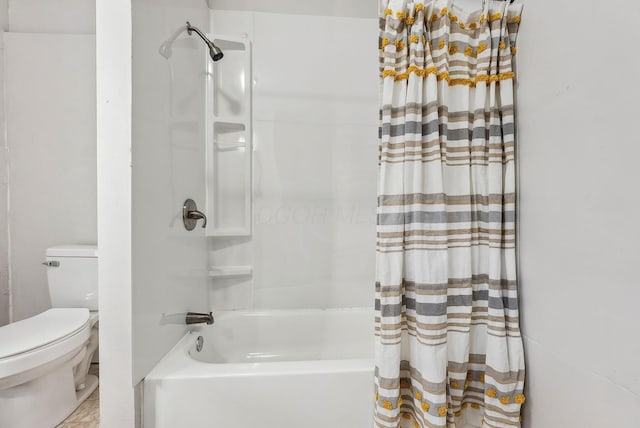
[0,308,90,359]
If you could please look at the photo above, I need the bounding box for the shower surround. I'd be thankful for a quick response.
[206,9,378,312]
[140,6,380,428]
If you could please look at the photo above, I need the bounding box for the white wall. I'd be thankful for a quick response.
[209,10,379,311]
[99,0,212,425]
[7,0,95,33]
[0,1,8,326]
[0,0,7,30]
[96,0,135,425]
[131,0,211,384]
[4,33,96,322]
[517,1,640,426]
[0,0,96,326]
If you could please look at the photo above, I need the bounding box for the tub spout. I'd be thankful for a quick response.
[186,312,214,325]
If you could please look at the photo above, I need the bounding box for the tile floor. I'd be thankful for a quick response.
[56,364,100,428]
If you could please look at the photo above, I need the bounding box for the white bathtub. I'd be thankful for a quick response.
[143,308,375,428]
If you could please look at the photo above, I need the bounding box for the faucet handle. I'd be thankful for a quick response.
[187,209,207,228]
[183,199,207,230]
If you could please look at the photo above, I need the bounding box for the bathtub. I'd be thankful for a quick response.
[143,308,375,428]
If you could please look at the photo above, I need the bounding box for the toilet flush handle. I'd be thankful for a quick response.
[42,261,60,267]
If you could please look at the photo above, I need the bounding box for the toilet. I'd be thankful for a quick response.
[0,245,99,428]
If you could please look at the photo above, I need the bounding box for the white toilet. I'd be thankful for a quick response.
[0,245,99,428]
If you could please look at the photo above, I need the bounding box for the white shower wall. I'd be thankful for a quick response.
[131,0,211,385]
[208,10,379,311]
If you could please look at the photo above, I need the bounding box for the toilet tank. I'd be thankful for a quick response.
[46,245,98,310]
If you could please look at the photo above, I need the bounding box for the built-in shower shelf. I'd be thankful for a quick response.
[212,38,247,51]
[214,140,247,150]
[208,265,253,278]
[205,33,252,238]
[214,120,246,132]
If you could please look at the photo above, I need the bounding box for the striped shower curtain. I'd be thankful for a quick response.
[375,1,525,427]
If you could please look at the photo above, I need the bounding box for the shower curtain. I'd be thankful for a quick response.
[375,1,525,427]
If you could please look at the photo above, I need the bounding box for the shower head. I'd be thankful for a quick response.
[186,21,224,62]
[207,41,224,62]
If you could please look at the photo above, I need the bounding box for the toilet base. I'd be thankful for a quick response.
[76,373,98,405]
[0,354,98,428]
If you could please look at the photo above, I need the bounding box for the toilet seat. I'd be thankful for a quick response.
[0,308,91,383]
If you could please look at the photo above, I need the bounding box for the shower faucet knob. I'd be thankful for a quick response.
[182,199,207,230]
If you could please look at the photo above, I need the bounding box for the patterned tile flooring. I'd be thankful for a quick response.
[56,364,100,428]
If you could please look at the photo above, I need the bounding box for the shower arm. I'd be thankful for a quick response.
[186,21,224,61]
[159,22,223,62]
[186,22,209,45]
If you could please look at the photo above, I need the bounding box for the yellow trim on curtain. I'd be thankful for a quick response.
[388,6,521,29]
[381,67,516,86]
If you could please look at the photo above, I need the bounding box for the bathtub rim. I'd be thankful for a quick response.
[145,307,375,381]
